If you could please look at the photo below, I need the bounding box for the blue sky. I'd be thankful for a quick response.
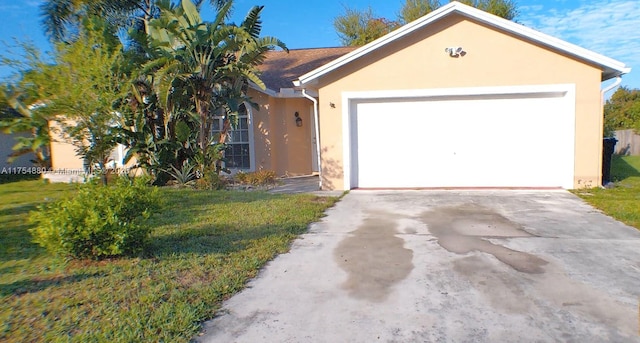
[1,0,638,89]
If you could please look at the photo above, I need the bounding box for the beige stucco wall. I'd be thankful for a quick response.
[48,120,141,182]
[314,15,604,190]
[47,91,316,179]
[49,121,85,171]
[250,89,314,177]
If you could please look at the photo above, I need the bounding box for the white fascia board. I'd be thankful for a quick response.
[249,83,319,98]
[249,83,278,97]
[297,2,629,86]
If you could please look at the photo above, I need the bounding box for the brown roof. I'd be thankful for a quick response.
[258,47,357,91]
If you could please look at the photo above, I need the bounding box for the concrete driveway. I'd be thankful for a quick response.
[196,190,640,342]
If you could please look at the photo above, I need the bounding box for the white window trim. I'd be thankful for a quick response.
[211,103,256,173]
[246,102,256,173]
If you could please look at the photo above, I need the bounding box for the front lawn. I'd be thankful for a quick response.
[573,155,640,230]
[0,180,337,342]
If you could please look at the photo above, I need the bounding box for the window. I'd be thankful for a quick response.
[210,105,251,170]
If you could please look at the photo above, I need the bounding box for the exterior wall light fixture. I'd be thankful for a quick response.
[295,112,303,127]
[445,46,465,57]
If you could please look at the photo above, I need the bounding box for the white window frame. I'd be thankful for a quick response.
[210,103,255,172]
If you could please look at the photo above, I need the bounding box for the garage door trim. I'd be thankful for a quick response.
[341,84,576,189]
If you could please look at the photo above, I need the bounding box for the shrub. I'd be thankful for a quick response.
[235,170,277,186]
[195,170,228,190]
[235,171,248,184]
[29,176,161,259]
[165,161,197,187]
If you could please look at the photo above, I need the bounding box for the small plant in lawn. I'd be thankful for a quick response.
[166,160,197,187]
[193,141,230,190]
[235,170,277,186]
[29,176,161,259]
[235,170,248,184]
[195,169,229,190]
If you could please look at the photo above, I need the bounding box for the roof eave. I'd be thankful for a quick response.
[249,82,317,98]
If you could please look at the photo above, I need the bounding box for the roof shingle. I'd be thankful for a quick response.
[258,47,357,91]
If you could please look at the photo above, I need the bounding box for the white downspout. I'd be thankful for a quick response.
[600,77,622,138]
[302,89,322,190]
[601,76,622,99]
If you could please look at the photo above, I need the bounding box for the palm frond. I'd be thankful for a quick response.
[208,0,234,17]
[40,0,75,41]
[241,6,264,39]
[211,1,233,27]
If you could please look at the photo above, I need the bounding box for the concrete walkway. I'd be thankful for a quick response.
[268,175,342,196]
[196,190,640,342]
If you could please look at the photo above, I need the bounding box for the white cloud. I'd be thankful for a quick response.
[519,0,640,87]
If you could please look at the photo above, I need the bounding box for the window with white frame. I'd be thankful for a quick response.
[210,105,251,169]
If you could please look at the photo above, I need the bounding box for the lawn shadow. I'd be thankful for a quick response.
[0,174,40,185]
[0,202,40,217]
[149,222,303,257]
[147,189,292,232]
[0,221,44,262]
[611,155,640,182]
[0,272,104,297]
[147,190,324,258]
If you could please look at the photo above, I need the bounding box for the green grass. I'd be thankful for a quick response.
[0,180,338,342]
[573,155,640,230]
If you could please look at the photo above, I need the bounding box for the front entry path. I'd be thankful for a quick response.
[196,190,640,342]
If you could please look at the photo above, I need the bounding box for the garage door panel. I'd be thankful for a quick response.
[352,91,574,188]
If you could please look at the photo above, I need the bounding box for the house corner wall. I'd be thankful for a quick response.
[250,90,314,177]
[49,120,85,171]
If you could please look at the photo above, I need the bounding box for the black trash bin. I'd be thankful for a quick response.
[602,137,617,185]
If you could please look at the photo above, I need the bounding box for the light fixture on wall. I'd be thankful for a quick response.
[295,112,303,127]
[445,46,465,58]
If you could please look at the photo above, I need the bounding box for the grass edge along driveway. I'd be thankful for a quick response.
[573,155,640,230]
[0,180,338,342]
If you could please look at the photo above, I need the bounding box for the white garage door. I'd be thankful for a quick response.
[349,89,575,189]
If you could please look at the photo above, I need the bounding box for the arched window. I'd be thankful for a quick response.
[210,104,251,170]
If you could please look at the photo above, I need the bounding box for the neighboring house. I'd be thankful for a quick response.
[0,107,36,171]
[49,2,630,189]
[0,132,36,170]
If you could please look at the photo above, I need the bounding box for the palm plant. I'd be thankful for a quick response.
[41,0,234,42]
[143,0,287,151]
[119,76,199,185]
[165,160,197,187]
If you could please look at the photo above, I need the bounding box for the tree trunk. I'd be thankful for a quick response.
[218,118,231,144]
[97,160,108,185]
[196,100,208,150]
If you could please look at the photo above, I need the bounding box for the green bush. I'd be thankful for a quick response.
[29,176,161,259]
[195,169,228,190]
[235,170,277,186]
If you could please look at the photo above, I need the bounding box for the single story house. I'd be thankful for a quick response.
[49,1,630,189]
[1,107,37,171]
